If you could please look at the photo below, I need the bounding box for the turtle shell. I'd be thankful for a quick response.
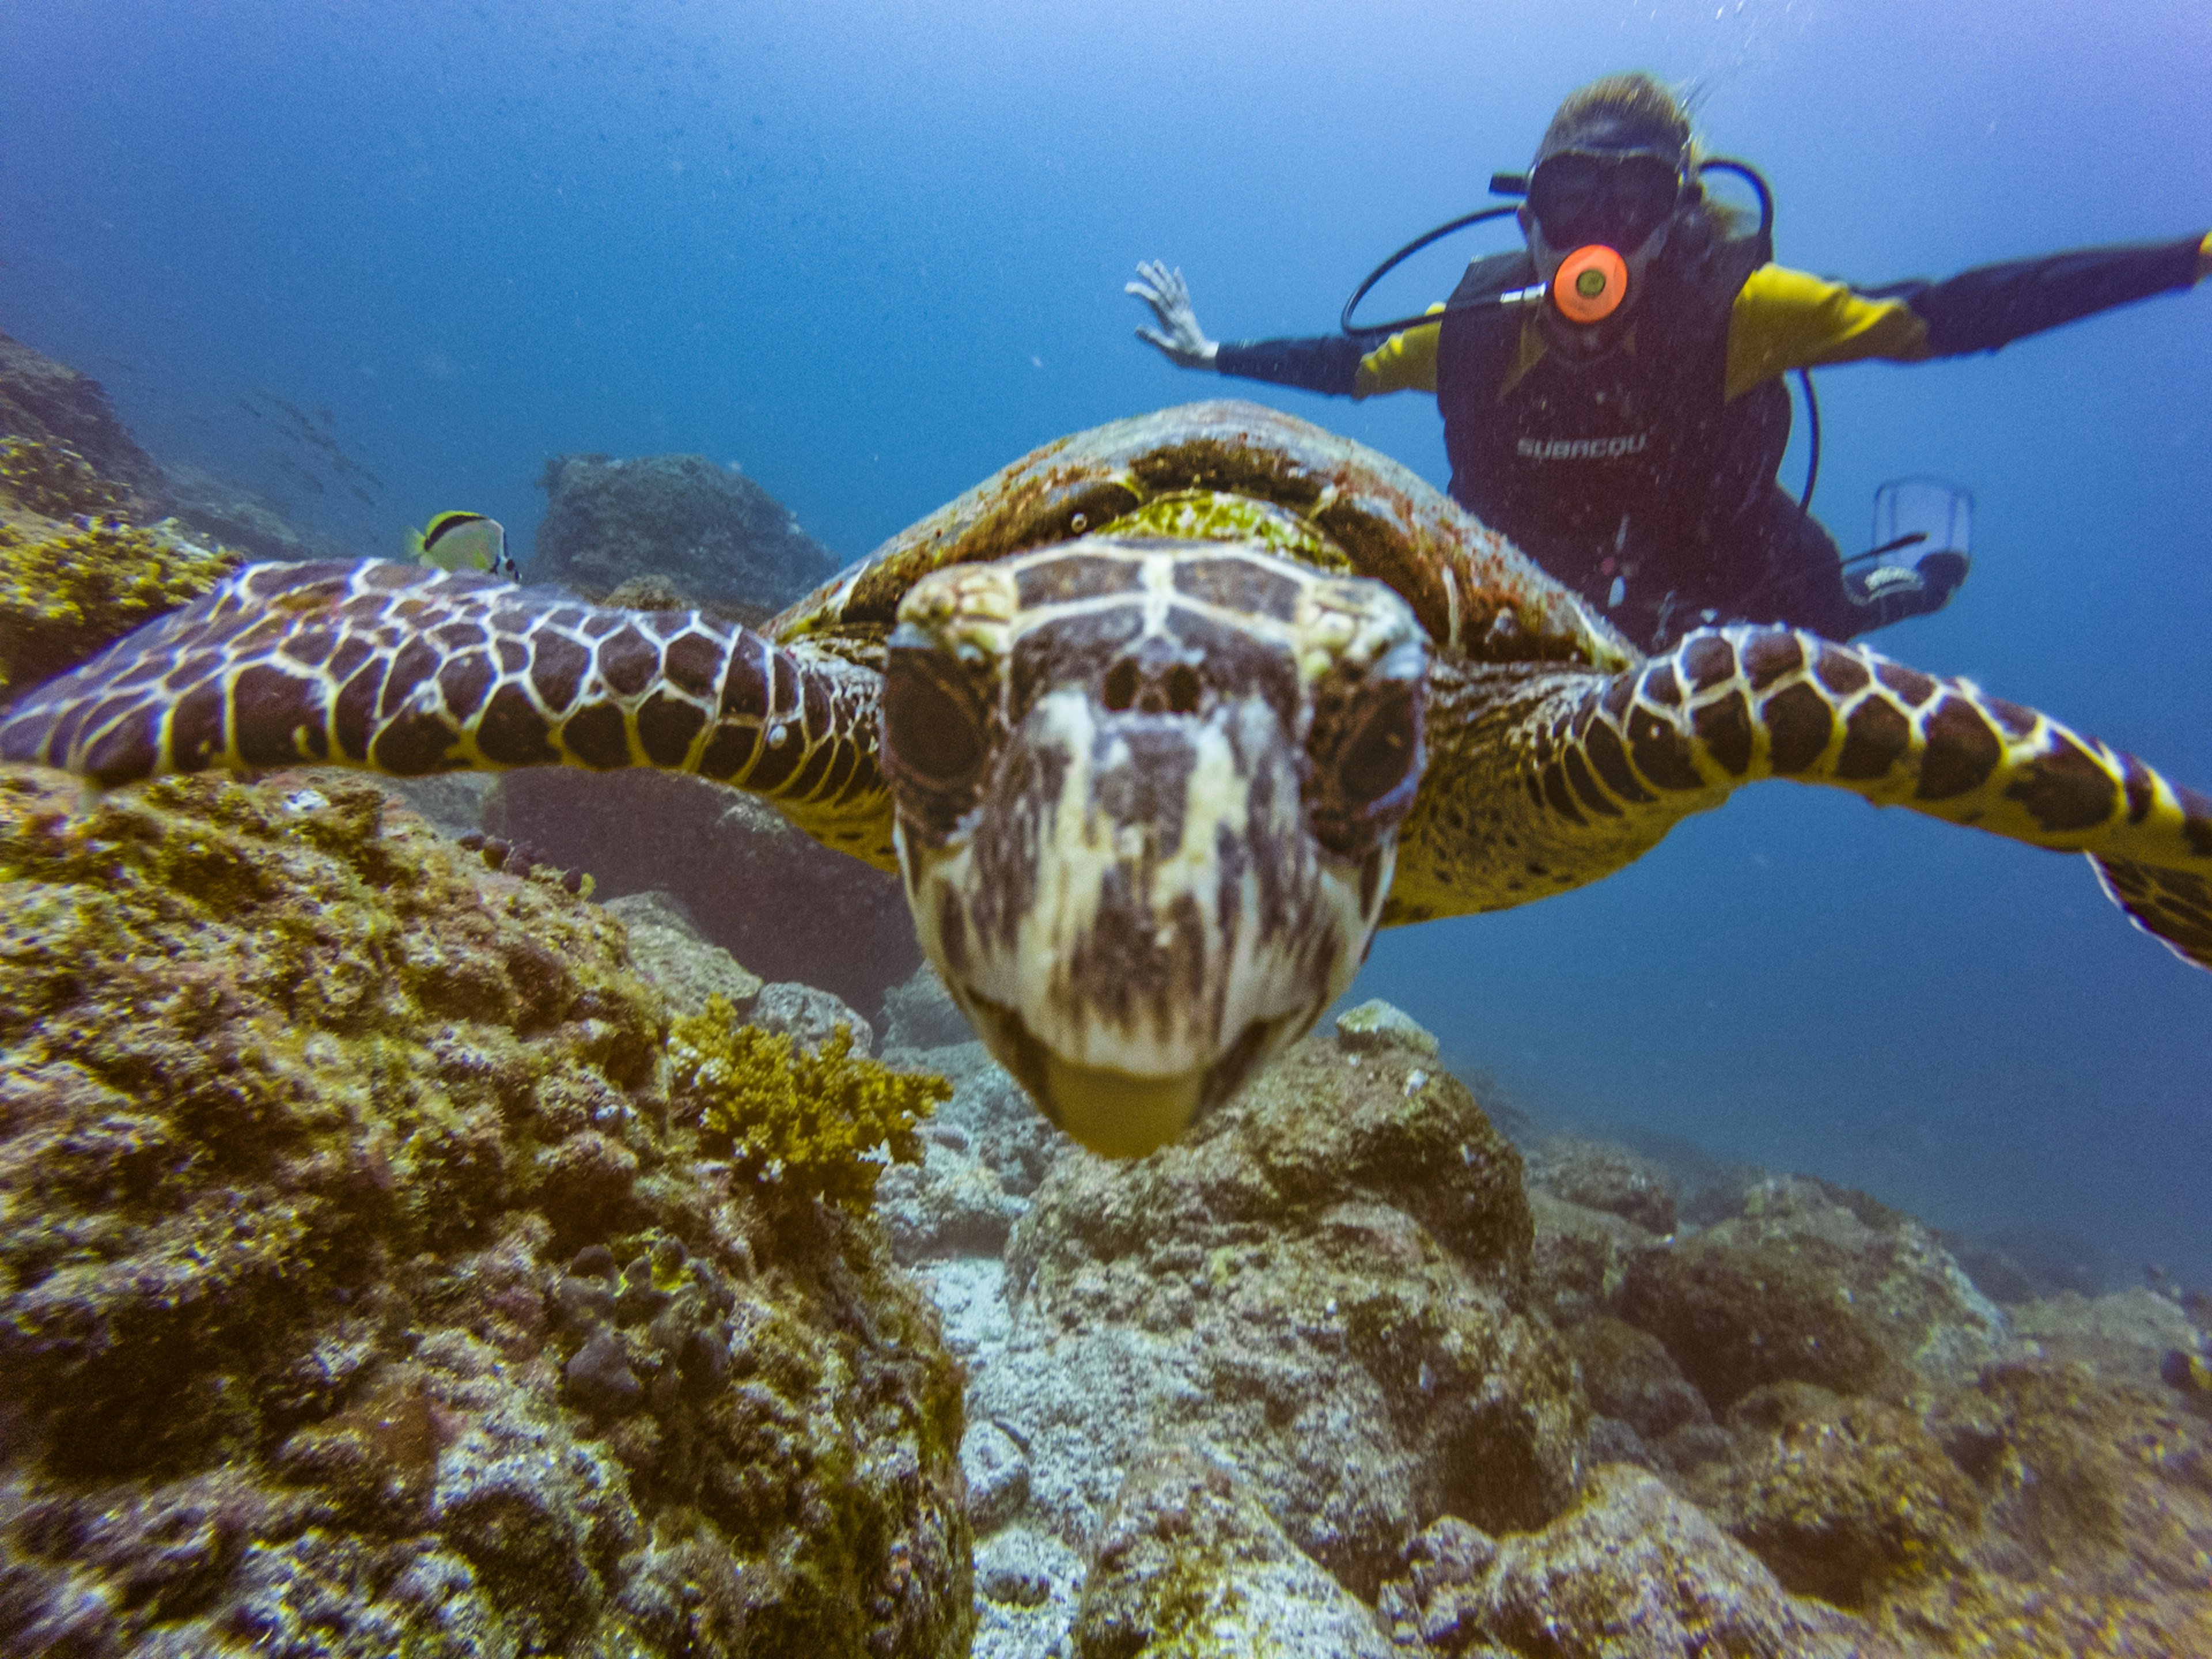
[771,399,1637,676]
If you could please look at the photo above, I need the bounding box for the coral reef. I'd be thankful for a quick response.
[667,995,946,1212]
[483,766,922,1017]
[533,452,838,616]
[0,766,972,1657]
[0,517,241,696]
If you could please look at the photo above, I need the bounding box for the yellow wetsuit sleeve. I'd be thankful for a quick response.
[1352,305,1445,397]
[1725,265,1933,400]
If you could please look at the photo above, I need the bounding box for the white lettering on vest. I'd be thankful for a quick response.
[1515,433,1650,461]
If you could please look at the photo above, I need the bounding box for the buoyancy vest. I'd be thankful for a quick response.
[1433,215,1786,631]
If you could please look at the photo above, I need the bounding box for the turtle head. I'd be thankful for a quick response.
[880,537,1429,1157]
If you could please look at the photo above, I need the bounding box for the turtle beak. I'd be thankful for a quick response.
[949,987,1312,1159]
[1039,1056,1205,1159]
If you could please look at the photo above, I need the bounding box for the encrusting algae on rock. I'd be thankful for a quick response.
[0,418,245,700]
[0,516,240,695]
[668,997,948,1213]
[0,434,128,521]
[0,765,974,1658]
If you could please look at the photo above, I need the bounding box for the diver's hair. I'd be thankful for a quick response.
[1537,71,1694,163]
[1538,71,1749,236]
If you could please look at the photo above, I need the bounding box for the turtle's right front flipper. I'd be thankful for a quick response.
[1415,628,2212,973]
[0,559,896,866]
[1400,622,2212,972]
[1632,628,2212,972]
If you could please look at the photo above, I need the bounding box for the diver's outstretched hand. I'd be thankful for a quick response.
[1126,261,1219,369]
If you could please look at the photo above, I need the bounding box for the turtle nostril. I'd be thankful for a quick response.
[1165,664,1201,714]
[1102,659,1139,712]
[1103,657,1203,716]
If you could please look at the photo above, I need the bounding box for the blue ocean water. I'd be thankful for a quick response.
[5,0,2207,1275]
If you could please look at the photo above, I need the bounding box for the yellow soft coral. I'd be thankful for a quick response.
[0,519,239,694]
[668,996,948,1211]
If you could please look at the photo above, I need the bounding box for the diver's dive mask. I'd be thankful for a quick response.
[1525,147,1689,324]
[1526,150,1686,248]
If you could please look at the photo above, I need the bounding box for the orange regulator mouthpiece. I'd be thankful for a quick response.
[1551,244,1630,324]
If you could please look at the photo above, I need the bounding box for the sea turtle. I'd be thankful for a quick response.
[3,401,2208,1156]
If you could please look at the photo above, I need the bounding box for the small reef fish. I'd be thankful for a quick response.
[408,511,518,581]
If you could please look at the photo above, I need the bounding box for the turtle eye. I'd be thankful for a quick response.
[882,646,989,804]
[1335,684,1420,809]
[1308,674,1426,857]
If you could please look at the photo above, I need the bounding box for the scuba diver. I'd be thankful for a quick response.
[1127,72,2212,649]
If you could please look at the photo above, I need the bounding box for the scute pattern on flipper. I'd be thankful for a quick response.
[1562,626,2191,846]
[0,560,892,857]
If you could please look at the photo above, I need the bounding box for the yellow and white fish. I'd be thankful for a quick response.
[407,512,517,581]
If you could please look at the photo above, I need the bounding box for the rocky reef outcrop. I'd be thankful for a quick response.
[483,767,920,1021]
[1377,1464,1913,1658]
[0,767,973,1658]
[532,453,839,619]
[5,748,2208,1657]
[994,1022,1580,1597]
[1617,1173,2009,1409]
[0,331,351,565]
[861,986,2212,1658]
[0,330,168,515]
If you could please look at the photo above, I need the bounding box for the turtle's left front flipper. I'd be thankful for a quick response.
[1395,624,2212,972]
[0,559,897,866]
